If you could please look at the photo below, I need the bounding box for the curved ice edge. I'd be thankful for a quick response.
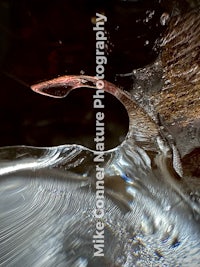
[0,143,118,176]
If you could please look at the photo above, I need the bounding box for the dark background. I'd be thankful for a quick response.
[0,0,195,149]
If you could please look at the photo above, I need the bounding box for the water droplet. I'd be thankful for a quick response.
[160,13,170,26]
[164,205,171,211]
[80,70,85,75]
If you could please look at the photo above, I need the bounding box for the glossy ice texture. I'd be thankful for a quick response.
[0,7,200,267]
[0,139,199,267]
[0,72,199,266]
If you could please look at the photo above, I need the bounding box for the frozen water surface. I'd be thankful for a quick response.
[0,6,200,267]
[0,139,199,267]
[0,75,199,267]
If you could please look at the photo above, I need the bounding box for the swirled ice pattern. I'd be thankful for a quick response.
[0,140,199,267]
[1,7,200,266]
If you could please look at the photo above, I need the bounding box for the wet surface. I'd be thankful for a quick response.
[0,1,200,266]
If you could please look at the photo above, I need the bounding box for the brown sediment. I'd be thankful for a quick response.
[153,8,200,126]
[182,147,200,177]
